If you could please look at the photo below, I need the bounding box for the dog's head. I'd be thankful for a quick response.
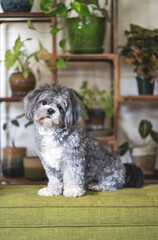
[24,83,81,129]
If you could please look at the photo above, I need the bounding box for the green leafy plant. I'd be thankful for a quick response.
[28,0,111,68]
[3,113,33,148]
[118,142,129,157]
[138,119,158,146]
[120,24,158,80]
[79,80,114,118]
[1,35,52,79]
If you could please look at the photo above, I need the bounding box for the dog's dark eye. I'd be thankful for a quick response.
[42,101,47,106]
[57,104,64,113]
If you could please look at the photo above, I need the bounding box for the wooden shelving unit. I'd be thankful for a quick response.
[0,0,157,184]
[0,0,120,152]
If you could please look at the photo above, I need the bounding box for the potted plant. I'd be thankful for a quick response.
[1,35,52,96]
[28,0,111,68]
[120,24,158,95]
[2,113,27,178]
[77,80,113,136]
[1,0,34,12]
[132,119,158,174]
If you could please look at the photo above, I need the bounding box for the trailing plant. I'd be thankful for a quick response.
[79,80,114,118]
[28,0,111,68]
[120,24,158,80]
[0,35,52,79]
[138,119,158,146]
[3,113,33,148]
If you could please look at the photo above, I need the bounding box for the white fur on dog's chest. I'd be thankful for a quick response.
[39,130,63,171]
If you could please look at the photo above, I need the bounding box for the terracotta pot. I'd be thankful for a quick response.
[132,146,157,174]
[9,72,36,96]
[2,147,26,178]
[23,156,47,181]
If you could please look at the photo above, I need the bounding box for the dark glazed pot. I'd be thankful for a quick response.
[2,147,26,178]
[1,0,33,12]
[9,72,36,96]
[86,109,105,130]
[136,75,154,95]
[65,17,106,54]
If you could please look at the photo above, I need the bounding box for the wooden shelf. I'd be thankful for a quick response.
[0,96,24,102]
[118,95,158,103]
[0,12,50,22]
[56,54,118,62]
[96,135,116,146]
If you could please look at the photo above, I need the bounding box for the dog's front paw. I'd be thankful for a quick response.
[63,188,85,198]
[38,187,62,196]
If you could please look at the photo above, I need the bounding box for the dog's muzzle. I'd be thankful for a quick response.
[47,108,55,115]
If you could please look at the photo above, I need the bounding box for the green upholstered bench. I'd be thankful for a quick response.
[0,184,158,240]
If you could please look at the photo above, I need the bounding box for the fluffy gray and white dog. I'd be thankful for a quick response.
[24,83,144,198]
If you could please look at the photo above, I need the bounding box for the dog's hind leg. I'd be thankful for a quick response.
[87,181,122,191]
[87,182,105,191]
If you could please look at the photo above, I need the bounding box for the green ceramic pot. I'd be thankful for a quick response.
[65,17,106,54]
[136,76,154,95]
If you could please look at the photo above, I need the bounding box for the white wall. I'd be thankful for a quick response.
[118,0,158,168]
[0,0,158,167]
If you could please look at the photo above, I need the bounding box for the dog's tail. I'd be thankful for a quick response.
[124,164,144,188]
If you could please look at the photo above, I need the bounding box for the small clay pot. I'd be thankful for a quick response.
[2,147,26,178]
[9,72,36,96]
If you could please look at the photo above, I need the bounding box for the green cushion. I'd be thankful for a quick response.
[0,185,158,240]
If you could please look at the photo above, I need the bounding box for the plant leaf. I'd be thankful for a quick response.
[151,130,158,144]
[45,3,68,18]
[70,1,91,17]
[28,0,33,5]
[138,119,152,139]
[89,0,99,7]
[55,58,66,68]
[11,119,19,127]
[13,36,23,53]
[27,19,36,30]
[80,80,88,90]
[16,113,25,119]
[50,25,61,35]
[25,121,33,128]
[3,123,7,131]
[104,96,114,118]
[118,142,129,156]
[23,70,30,79]
[40,0,52,13]
[5,48,21,70]
[59,38,67,48]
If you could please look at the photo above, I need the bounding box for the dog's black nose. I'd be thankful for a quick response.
[47,108,55,115]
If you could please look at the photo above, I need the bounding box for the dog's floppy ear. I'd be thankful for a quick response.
[24,89,41,120]
[64,89,81,129]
